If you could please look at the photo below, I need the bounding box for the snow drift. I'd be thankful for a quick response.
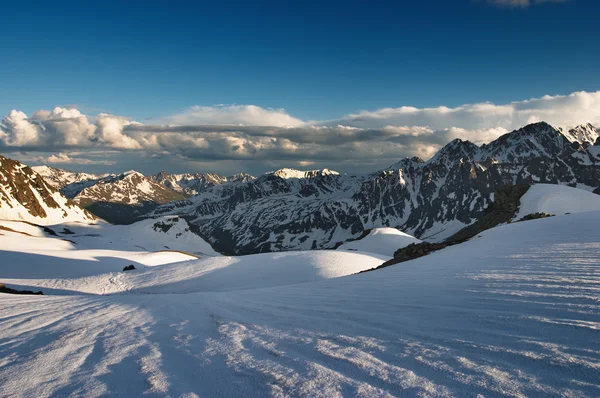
[337,227,421,257]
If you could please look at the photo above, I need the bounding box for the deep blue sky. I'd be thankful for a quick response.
[1,0,598,121]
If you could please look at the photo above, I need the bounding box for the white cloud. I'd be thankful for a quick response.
[1,110,42,146]
[95,114,142,149]
[1,91,599,173]
[33,107,97,146]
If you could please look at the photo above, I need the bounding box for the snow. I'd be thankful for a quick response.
[1,212,600,396]
[337,227,421,257]
[514,183,600,220]
[39,216,220,257]
[0,187,93,225]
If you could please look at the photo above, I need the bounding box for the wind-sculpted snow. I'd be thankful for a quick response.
[150,122,600,254]
[1,212,600,396]
[514,183,600,220]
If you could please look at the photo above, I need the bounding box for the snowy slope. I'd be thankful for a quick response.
[58,216,220,256]
[515,183,600,219]
[337,227,421,256]
[122,251,388,294]
[1,211,600,396]
[0,246,387,295]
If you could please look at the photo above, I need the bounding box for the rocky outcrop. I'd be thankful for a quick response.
[363,184,533,272]
[516,212,553,222]
[447,184,530,242]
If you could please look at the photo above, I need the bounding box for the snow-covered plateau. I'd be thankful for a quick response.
[1,184,600,397]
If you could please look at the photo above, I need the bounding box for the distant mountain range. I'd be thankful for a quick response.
[3,121,599,253]
[149,122,600,254]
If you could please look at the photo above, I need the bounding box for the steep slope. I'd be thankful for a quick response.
[1,210,599,396]
[0,155,94,224]
[151,122,600,254]
[73,171,185,223]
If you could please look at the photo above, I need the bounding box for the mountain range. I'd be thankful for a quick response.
[2,121,599,254]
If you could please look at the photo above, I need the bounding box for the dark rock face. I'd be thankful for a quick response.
[123,265,136,271]
[362,186,559,273]
[594,187,600,195]
[149,122,600,255]
[364,184,533,272]
[448,184,530,242]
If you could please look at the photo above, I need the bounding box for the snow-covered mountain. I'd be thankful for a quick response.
[0,156,95,224]
[31,165,111,198]
[150,122,600,254]
[150,170,256,196]
[71,171,185,223]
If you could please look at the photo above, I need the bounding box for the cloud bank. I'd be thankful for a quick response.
[1,91,599,174]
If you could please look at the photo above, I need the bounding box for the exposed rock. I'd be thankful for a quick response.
[361,184,535,273]
[447,184,530,242]
[123,265,136,271]
[516,212,553,222]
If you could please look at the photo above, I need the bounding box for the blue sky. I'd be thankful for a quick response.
[1,0,599,175]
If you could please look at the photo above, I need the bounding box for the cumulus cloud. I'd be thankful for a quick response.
[1,110,42,146]
[486,0,571,8]
[1,91,599,174]
[95,114,142,149]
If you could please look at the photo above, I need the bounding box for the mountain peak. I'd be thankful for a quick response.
[564,123,599,145]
